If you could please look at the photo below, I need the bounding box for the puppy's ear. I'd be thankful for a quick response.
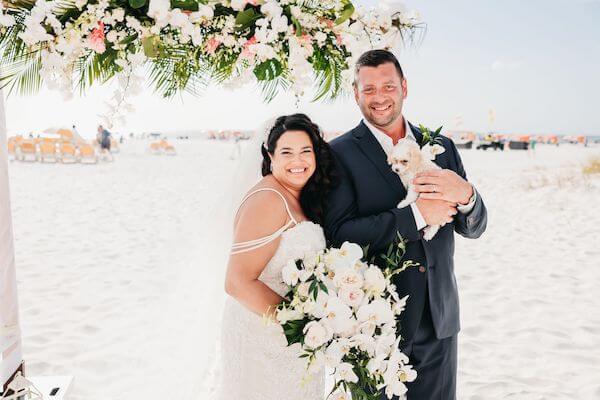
[431,144,445,156]
[421,143,435,161]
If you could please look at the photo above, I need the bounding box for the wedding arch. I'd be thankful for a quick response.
[0,0,422,391]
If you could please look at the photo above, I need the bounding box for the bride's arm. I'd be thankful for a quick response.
[224,190,289,319]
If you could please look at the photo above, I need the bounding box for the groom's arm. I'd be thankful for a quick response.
[324,152,421,254]
[447,140,487,239]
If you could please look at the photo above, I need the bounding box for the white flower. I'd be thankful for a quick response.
[324,340,345,367]
[366,354,387,374]
[111,8,125,22]
[323,296,354,334]
[392,294,409,315]
[399,363,417,383]
[338,286,365,308]
[333,267,364,289]
[106,30,118,43]
[282,259,300,286]
[356,298,395,326]
[251,43,278,62]
[194,4,214,21]
[335,362,359,383]
[297,281,310,298]
[270,14,288,33]
[309,290,329,319]
[328,389,351,400]
[303,321,331,349]
[261,0,283,19]
[276,307,303,324]
[74,0,87,10]
[169,8,189,28]
[326,242,363,270]
[350,333,376,356]
[363,265,387,295]
[0,13,16,27]
[314,31,327,46]
[307,350,326,374]
[148,0,170,26]
[230,0,248,11]
[384,377,408,399]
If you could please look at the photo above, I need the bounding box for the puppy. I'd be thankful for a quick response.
[388,139,446,241]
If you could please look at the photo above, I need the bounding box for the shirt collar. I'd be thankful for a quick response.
[362,116,415,156]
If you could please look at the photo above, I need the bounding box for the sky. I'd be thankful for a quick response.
[2,0,600,138]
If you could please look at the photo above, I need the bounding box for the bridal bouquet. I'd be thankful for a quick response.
[275,235,419,400]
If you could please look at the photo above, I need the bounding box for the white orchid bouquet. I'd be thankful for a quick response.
[0,0,422,124]
[275,234,420,400]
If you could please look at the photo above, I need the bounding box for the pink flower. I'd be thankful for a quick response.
[240,35,257,60]
[88,21,106,54]
[205,37,221,55]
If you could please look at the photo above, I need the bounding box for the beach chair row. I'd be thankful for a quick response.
[8,138,100,163]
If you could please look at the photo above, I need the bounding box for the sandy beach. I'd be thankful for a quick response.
[7,139,600,399]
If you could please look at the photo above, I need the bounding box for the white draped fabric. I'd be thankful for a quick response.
[0,91,22,387]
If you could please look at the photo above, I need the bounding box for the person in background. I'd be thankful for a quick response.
[97,125,111,152]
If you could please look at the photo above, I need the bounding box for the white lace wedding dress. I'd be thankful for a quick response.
[215,188,326,400]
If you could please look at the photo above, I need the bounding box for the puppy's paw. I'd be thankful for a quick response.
[423,225,440,241]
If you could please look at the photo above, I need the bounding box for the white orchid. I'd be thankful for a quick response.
[323,296,354,334]
[326,241,364,270]
[335,362,359,383]
[357,298,395,326]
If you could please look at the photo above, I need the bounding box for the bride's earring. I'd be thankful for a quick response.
[269,163,273,172]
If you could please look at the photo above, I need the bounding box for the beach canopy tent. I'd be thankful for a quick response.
[41,127,86,143]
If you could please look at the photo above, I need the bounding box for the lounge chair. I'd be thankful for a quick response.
[78,143,98,164]
[59,142,77,163]
[17,140,37,162]
[39,141,58,163]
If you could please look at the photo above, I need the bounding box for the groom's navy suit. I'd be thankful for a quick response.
[324,121,487,399]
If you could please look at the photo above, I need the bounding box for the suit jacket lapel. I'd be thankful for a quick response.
[353,121,406,198]
[408,121,424,147]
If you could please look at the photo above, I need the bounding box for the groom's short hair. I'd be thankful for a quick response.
[354,50,404,85]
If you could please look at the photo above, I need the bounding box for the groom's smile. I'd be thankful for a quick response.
[353,62,408,134]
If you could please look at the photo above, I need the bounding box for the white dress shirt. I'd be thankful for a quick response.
[363,117,476,231]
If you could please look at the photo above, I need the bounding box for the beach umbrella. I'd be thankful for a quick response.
[0,91,22,390]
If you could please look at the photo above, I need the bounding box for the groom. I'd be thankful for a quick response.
[323,50,487,399]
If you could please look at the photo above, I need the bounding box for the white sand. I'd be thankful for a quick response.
[7,140,600,399]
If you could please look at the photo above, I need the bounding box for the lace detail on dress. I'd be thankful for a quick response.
[216,221,326,400]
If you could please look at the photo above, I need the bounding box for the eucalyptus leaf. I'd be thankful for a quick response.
[128,0,146,9]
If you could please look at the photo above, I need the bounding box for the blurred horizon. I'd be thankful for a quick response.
[3,0,599,138]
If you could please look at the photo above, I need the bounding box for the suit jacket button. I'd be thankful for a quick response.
[419,266,426,273]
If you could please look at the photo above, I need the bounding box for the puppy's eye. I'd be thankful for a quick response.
[400,160,408,165]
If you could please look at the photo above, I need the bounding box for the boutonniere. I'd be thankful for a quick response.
[418,125,445,161]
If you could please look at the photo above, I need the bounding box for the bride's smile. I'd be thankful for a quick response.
[269,129,316,191]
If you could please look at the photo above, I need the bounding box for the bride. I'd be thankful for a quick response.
[216,113,336,400]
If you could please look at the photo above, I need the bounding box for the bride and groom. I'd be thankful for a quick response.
[216,49,488,400]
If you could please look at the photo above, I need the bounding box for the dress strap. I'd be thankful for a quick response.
[230,188,297,255]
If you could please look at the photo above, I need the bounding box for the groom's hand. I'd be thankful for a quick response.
[413,169,473,205]
[415,198,457,226]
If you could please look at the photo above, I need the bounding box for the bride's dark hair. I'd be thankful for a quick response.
[261,113,337,225]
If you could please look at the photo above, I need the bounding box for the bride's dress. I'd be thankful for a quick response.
[215,188,326,400]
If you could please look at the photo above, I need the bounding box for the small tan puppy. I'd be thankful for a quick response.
[388,139,446,241]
